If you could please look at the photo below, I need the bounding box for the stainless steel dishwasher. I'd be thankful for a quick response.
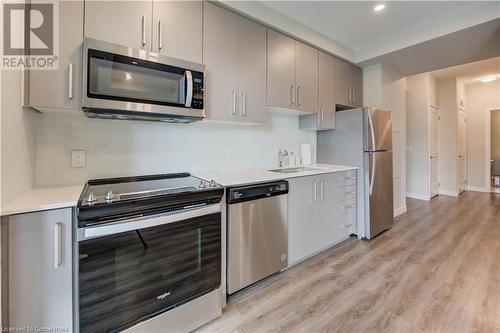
[226,181,288,294]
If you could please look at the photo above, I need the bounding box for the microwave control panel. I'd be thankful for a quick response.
[192,71,204,110]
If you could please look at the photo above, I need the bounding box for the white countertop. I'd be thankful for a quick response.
[195,164,357,187]
[0,185,84,217]
[0,164,356,216]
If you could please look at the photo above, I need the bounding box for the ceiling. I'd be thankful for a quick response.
[431,56,500,85]
[259,1,500,62]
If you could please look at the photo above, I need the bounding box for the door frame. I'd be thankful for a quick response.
[457,107,467,194]
[485,106,500,192]
[428,105,440,199]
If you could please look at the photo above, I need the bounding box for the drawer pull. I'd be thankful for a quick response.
[343,205,355,209]
[344,191,355,195]
[344,176,356,180]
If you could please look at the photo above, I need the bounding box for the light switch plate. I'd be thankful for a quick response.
[72,150,85,168]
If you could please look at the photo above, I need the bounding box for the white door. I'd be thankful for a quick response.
[429,106,440,198]
[458,109,467,194]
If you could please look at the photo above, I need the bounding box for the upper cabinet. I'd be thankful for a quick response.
[267,30,318,113]
[151,0,202,63]
[300,51,336,131]
[335,59,363,109]
[85,0,202,62]
[203,3,267,124]
[26,0,83,111]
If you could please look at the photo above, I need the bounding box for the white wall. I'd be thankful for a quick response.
[406,73,436,200]
[363,64,407,216]
[0,70,37,206]
[34,111,316,187]
[465,80,500,190]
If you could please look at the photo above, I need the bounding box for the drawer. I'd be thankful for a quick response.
[339,197,356,215]
[339,173,356,186]
[339,185,356,199]
[340,213,356,229]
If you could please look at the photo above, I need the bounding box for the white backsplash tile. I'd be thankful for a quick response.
[34,111,316,187]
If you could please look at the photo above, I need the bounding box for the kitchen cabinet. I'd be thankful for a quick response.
[335,59,363,109]
[6,208,73,331]
[267,29,318,113]
[151,0,202,62]
[203,2,266,124]
[299,51,336,130]
[26,0,83,111]
[85,1,202,62]
[85,1,152,50]
[287,171,356,266]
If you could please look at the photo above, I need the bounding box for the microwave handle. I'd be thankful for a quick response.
[185,70,193,108]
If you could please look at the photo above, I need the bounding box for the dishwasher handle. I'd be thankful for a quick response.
[227,180,289,204]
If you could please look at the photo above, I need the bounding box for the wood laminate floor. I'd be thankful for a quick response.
[197,192,500,333]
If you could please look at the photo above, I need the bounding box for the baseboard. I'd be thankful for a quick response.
[438,190,459,197]
[394,205,407,217]
[406,192,429,201]
[467,186,489,193]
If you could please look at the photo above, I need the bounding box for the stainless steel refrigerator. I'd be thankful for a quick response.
[318,107,394,239]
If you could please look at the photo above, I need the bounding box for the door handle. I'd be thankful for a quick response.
[158,20,163,50]
[297,85,302,106]
[369,154,376,196]
[290,84,295,105]
[184,70,193,107]
[68,63,73,99]
[141,15,147,47]
[367,109,376,151]
[232,91,237,115]
[241,92,246,116]
[348,88,351,105]
[54,223,62,269]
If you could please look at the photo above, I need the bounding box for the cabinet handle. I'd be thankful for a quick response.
[297,85,302,105]
[313,180,318,202]
[320,180,324,201]
[232,91,236,115]
[343,205,355,209]
[68,63,73,99]
[158,20,163,50]
[344,176,356,180]
[54,223,62,269]
[320,107,324,124]
[353,89,356,104]
[290,84,295,105]
[241,92,246,116]
[141,15,146,47]
[344,191,355,195]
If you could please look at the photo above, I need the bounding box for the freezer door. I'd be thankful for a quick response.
[365,151,394,239]
[364,108,392,151]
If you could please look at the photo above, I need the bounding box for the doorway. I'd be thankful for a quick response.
[429,106,440,198]
[458,108,467,194]
[491,109,500,193]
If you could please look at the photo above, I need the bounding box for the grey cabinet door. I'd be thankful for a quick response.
[203,2,239,121]
[295,41,318,113]
[8,208,73,331]
[237,16,267,124]
[152,0,202,63]
[85,1,152,50]
[267,29,296,109]
[28,1,83,111]
[335,58,353,107]
[352,65,363,107]
[317,51,336,129]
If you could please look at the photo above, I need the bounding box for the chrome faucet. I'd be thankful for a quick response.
[278,149,288,168]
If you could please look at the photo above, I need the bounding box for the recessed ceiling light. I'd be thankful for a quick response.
[480,74,497,83]
[374,4,386,12]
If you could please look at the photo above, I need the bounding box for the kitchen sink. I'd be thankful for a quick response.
[269,167,321,174]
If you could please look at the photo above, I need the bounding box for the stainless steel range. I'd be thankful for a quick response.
[76,173,224,333]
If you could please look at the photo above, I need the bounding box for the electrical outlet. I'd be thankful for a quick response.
[72,150,85,168]
[226,148,235,160]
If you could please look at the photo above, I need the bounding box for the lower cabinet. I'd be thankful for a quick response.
[5,208,73,331]
[287,171,356,266]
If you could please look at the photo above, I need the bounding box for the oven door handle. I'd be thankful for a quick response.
[78,204,220,241]
[185,70,193,108]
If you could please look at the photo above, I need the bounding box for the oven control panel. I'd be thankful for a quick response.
[192,71,204,110]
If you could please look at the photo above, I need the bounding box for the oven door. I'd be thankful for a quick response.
[77,205,221,333]
[82,39,202,118]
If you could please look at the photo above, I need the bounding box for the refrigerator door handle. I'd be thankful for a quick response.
[370,153,376,196]
[367,109,376,151]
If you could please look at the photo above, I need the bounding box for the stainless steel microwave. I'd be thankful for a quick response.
[82,38,205,123]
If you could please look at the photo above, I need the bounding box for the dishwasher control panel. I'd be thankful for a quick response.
[227,181,289,204]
